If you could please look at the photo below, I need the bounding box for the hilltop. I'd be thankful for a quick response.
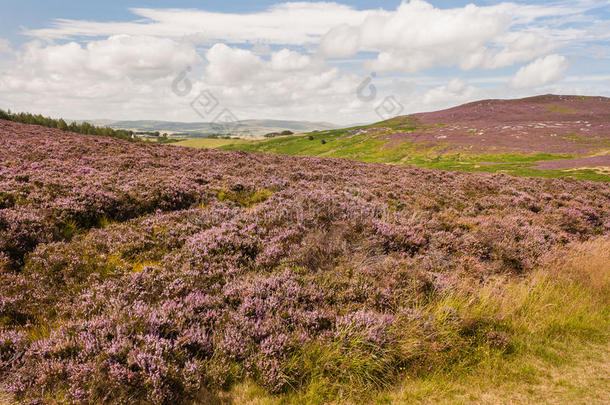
[401,94,610,154]
[200,95,610,182]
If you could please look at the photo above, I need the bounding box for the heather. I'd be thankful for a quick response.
[0,120,609,404]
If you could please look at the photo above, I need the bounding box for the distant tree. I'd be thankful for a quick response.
[308,135,314,140]
[0,110,136,141]
[280,130,294,135]
[57,119,69,131]
[264,132,281,138]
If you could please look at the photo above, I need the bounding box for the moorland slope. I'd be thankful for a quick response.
[207,95,610,181]
[0,119,609,404]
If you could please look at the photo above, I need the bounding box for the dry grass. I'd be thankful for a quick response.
[0,392,15,405]
[382,237,610,405]
[218,237,610,404]
[379,338,609,405]
[546,237,610,296]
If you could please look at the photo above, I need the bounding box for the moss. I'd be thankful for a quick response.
[58,220,78,240]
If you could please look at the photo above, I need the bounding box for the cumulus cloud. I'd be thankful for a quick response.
[205,44,265,84]
[317,0,574,74]
[324,1,507,59]
[459,32,557,70]
[510,54,569,89]
[423,78,480,108]
[17,35,199,79]
[318,24,361,58]
[0,39,12,54]
[270,49,313,71]
[0,35,201,121]
[204,44,322,84]
[201,44,360,118]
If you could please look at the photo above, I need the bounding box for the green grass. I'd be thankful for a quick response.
[207,129,609,182]
[175,137,251,149]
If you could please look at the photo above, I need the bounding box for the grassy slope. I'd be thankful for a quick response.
[177,118,610,182]
[216,238,610,404]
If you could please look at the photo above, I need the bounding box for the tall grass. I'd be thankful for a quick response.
[222,238,610,404]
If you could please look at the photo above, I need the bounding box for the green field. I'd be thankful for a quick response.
[175,137,251,149]
[177,118,610,182]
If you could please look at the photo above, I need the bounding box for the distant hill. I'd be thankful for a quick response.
[389,94,610,155]
[88,119,339,139]
[205,95,610,182]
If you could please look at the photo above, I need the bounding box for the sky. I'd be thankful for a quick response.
[0,0,609,125]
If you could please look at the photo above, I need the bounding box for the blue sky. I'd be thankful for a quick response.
[1,0,509,46]
[0,1,609,123]
[8,0,603,44]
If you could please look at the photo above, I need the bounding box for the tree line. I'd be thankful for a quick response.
[264,130,294,138]
[0,109,136,141]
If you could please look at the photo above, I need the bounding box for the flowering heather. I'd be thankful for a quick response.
[0,120,609,403]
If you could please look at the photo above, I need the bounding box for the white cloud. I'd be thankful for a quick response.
[9,35,199,85]
[318,0,598,73]
[423,78,480,108]
[200,44,361,119]
[0,39,12,54]
[204,44,322,84]
[318,24,361,58]
[205,43,265,84]
[510,54,569,89]
[0,35,201,120]
[270,49,313,71]
[459,32,556,70]
[25,3,382,46]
